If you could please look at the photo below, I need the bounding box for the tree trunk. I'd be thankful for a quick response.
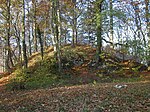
[37,25,44,60]
[22,0,28,68]
[96,0,103,63]
[3,47,5,72]
[50,0,56,51]
[5,0,12,71]
[72,27,75,47]
[17,34,21,62]
[110,0,113,48]
[72,0,77,47]
[53,0,62,72]
[27,3,32,56]
[131,1,141,57]
[33,0,38,52]
[145,0,150,67]
[43,28,47,47]
[56,0,62,72]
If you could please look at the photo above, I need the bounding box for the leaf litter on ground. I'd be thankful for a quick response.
[0,81,150,112]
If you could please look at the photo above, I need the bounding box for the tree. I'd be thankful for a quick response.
[0,0,149,73]
[95,0,104,63]
[71,0,77,47]
[22,0,28,68]
[109,0,113,47]
[37,25,44,60]
[51,0,62,72]
[27,2,32,56]
[145,0,150,67]
[5,0,14,71]
[33,0,38,52]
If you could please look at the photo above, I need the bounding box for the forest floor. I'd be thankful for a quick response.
[0,79,150,112]
[0,69,150,112]
[0,45,150,111]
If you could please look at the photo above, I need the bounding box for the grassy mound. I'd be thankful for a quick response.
[7,45,92,90]
[6,45,150,90]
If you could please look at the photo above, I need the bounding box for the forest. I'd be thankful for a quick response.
[0,0,150,111]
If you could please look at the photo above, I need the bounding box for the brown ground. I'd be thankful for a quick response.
[0,81,150,112]
[0,45,150,112]
[0,71,150,112]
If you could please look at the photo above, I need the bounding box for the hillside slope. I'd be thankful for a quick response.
[0,45,150,111]
[0,45,150,90]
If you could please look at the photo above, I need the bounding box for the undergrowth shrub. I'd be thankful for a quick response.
[9,77,26,90]
[7,68,27,90]
[61,47,85,69]
[7,57,61,90]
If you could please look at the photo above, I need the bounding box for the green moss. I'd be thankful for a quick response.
[113,77,141,83]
